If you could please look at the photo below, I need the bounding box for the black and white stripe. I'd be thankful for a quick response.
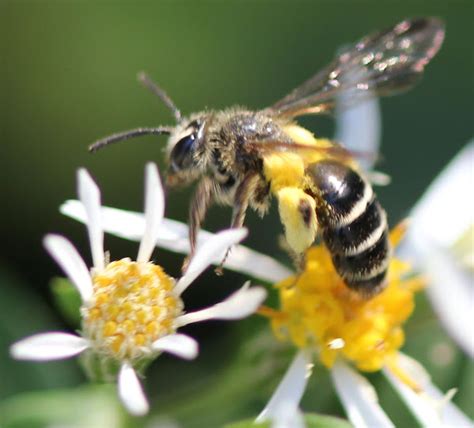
[306,160,390,296]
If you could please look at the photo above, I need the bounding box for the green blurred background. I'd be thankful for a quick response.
[1,1,472,427]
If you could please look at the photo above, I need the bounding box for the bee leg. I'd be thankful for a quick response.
[275,188,318,257]
[295,252,307,272]
[215,173,258,275]
[278,234,306,272]
[182,178,214,274]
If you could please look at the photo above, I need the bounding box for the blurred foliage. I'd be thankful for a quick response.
[1,0,473,427]
[50,277,82,327]
[0,385,127,428]
[0,268,83,400]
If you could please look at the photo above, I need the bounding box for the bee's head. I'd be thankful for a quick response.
[165,116,208,185]
[88,73,210,187]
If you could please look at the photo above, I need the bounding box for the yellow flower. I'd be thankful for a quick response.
[257,224,471,428]
[261,222,424,374]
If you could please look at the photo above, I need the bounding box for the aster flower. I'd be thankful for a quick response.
[400,141,474,358]
[256,223,472,427]
[10,163,266,416]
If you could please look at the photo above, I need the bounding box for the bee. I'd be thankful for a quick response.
[90,17,445,297]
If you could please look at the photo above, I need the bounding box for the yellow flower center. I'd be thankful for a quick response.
[261,224,424,372]
[82,258,183,361]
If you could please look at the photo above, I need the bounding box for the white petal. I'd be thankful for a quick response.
[61,199,153,239]
[174,228,248,295]
[269,404,305,428]
[77,169,105,270]
[408,142,474,249]
[366,170,391,187]
[176,282,266,326]
[61,201,293,283]
[151,333,198,360]
[219,229,292,283]
[383,353,473,428]
[137,163,165,263]
[118,362,149,416]
[335,69,381,171]
[257,350,312,425]
[418,245,473,358]
[43,234,93,302]
[331,360,394,428]
[401,143,474,357]
[10,332,89,361]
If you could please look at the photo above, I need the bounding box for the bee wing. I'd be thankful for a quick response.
[270,17,445,118]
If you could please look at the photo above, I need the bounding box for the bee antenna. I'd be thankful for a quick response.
[138,71,182,122]
[88,127,172,153]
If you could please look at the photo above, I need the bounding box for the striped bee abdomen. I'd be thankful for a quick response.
[306,159,390,297]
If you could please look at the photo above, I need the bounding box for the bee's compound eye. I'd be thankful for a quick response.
[170,133,196,172]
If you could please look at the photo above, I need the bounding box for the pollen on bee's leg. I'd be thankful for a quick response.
[298,198,314,228]
[276,187,318,255]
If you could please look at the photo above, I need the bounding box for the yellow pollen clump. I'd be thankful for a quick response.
[82,258,183,361]
[103,321,117,336]
[152,306,162,317]
[136,310,148,324]
[280,124,358,169]
[261,224,424,373]
[135,334,146,347]
[88,308,101,320]
[263,152,305,191]
[95,293,108,305]
[111,335,124,354]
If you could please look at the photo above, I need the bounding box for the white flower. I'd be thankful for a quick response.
[10,163,266,416]
[400,141,474,358]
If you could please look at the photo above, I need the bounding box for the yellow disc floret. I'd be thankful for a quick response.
[82,258,183,361]
[261,225,424,372]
